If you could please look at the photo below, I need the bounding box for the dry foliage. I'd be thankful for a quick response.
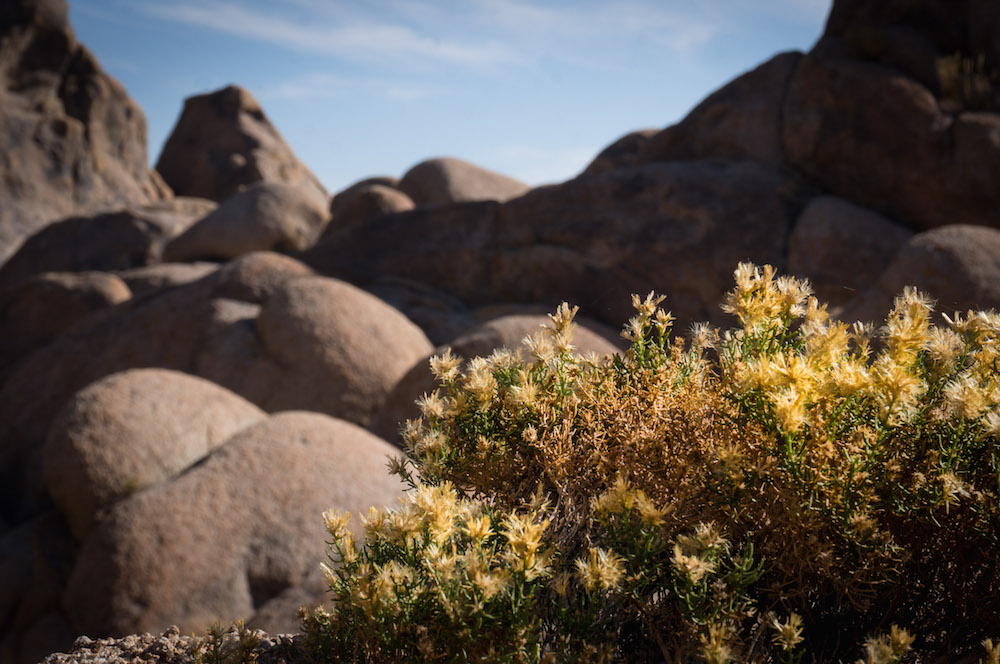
[302,263,1000,663]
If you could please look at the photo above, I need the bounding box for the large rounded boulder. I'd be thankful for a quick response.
[840,225,1000,324]
[0,272,131,374]
[63,411,406,637]
[163,182,330,262]
[787,196,912,308]
[398,157,531,207]
[42,369,267,540]
[254,276,434,425]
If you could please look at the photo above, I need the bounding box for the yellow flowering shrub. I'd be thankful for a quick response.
[302,263,1000,663]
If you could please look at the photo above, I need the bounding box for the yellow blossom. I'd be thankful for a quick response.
[654,308,674,335]
[944,375,988,419]
[373,561,414,605]
[889,625,915,653]
[416,390,446,420]
[634,491,666,527]
[471,567,509,600]
[503,512,550,574]
[551,571,572,597]
[320,561,339,587]
[621,315,646,343]
[981,638,1000,664]
[415,429,448,458]
[362,506,389,540]
[429,348,462,382]
[632,291,666,318]
[672,545,715,584]
[592,475,636,517]
[927,326,963,374]
[465,356,498,403]
[772,385,807,433]
[424,543,459,581]
[464,513,493,542]
[771,612,804,651]
[549,301,579,329]
[983,411,1000,437]
[939,471,970,512]
[699,623,734,664]
[510,372,540,408]
[575,547,625,591]
[323,509,351,540]
[849,511,877,535]
[524,331,556,363]
[689,322,716,351]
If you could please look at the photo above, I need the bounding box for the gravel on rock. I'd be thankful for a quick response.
[41,626,303,664]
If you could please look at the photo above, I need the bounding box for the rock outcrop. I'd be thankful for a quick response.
[782,53,1000,232]
[0,0,171,264]
[398,156,531,207]
[305,160,799,334]
[63,411,405,637]
[43,369,267,540]
[0,255,431,524]
[0,200,214,292]
[326,181,414,234]
[251,276,433,425]
[155,85,327,203]
[163,182,330,262]
[637,52,801,166]
[787,196,913,308]
[841,224,1000,324]
[0,271,130,374]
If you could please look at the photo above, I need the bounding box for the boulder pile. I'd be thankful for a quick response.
[2,0,999,662]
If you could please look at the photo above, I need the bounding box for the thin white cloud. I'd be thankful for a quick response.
[260,71,438,102]
[262,72,350,101]
[136,1,520,67]
[461,0,719,54]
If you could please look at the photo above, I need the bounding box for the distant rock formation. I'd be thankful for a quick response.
[398,156,531,207]
[155,85,327,203]
[0,0,171,264]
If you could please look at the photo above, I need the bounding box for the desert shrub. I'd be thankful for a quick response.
[936,51,997,110]
[302,263,1000,663]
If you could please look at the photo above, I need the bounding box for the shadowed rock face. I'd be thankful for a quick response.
[821,0,1000,83]
[0,199,215,292]
[302,160,800,335]
[155,85,327,203]
[0,0,171,265]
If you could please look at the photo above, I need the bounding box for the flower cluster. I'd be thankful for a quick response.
[304,263,1000,663]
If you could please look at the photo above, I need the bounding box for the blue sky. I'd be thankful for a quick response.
[69,0,831,195]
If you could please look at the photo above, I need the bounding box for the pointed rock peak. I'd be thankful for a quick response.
[193,84,265,119]
[156,84,327,203]
[0,0,171,265]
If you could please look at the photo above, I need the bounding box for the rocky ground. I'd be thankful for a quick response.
[2,0,1000,662]
[40,626,301,664]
